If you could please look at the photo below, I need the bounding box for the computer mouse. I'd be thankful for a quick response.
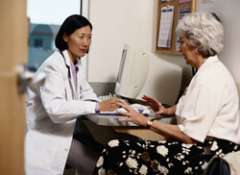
[116,107,127,114]
[131,104,151,113]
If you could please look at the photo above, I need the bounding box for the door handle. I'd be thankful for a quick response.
[16,64,45,94]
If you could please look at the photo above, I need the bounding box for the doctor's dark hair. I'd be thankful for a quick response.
[55,14,92,51]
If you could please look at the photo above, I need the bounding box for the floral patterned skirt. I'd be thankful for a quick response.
[95,137,240,175]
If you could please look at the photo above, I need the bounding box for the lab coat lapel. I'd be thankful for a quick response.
[62,50,77,99]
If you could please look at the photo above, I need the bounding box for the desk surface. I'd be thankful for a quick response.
[86,114,168,127]
[85,114,172,142]
[86,114,137,126]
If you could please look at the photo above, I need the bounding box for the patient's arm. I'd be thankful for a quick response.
[149,121,195,144]
[156,105,176,117]
[117,99,194,144]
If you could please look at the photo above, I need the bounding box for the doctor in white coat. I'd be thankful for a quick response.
[25,14,118,175]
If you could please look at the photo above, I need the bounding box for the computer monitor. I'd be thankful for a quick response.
[115,44,149,98]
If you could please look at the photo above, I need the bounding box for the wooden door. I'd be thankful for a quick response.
[0,0,27,174]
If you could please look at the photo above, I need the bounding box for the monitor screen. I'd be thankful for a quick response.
[114,44,183,105]
[115,44,149,98]
[116,47,127,84]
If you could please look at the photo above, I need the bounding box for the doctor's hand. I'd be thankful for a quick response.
[99,97,119,112]
[117,99,148,127]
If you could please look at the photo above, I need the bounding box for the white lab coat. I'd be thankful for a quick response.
[25,50,98,175]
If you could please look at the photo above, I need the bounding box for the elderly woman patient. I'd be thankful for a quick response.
[95,12,240,175]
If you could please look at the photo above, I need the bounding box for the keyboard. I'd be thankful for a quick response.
[98,93,114,101]
[126,103,154,116]
[98,94,154,116]
[99,103,154,116]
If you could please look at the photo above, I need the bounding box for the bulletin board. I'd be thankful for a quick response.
[156,0,196,54]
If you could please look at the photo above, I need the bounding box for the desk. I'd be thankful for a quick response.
[85,114,170,141]
[86,114,137,126]
[86,113,172,126]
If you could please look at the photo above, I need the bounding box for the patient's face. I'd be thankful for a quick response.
[64,25,92,61]
[179,36,196,66]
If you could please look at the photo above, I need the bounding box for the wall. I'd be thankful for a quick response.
[197,0,240,89]
[88,0,191,104]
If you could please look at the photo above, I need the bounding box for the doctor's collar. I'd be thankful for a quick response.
[61,50,81,70]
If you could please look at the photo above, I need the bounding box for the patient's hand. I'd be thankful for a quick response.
[142,95,162,111]
[99,97,119,112]
[116,99,149,126]
[142,95,175,116]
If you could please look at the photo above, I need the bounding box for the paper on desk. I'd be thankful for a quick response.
[158,5,174,48]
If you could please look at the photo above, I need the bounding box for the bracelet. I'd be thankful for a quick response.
[146,120,153,127]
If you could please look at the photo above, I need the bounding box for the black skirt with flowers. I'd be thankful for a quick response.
[95,137,239,175]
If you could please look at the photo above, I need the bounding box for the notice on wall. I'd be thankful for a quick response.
[176,6,192,50]
[157,5,174,48]
[197,0,216,12]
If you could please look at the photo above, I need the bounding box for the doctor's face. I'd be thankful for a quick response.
[64,25,92,60]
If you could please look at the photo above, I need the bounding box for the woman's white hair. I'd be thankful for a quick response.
[176,12,224,55]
